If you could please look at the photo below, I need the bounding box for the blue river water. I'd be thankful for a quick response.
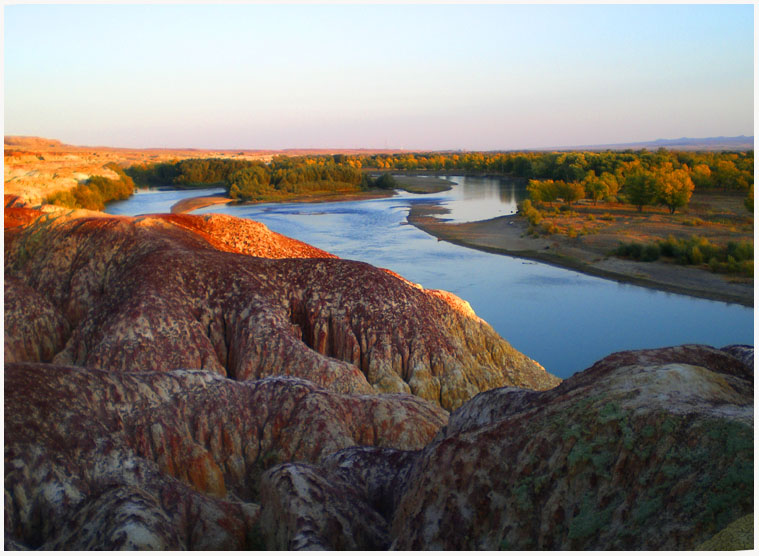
[106,177,753,378]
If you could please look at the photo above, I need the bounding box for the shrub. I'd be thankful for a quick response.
[44,190,77,208]
[519,199,543,226]
[689,246,704,265]
[642,244,661,262]
[726,241,753,262]
[73,184,105,211]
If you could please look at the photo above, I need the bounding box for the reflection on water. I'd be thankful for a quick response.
[105,180,753,378]
[414,175,527,222]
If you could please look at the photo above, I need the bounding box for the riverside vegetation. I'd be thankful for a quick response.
[42,148,753,280]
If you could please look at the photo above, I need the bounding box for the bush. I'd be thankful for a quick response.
[726,241,753,262]
[519,199,543,226]
[642,244,661,261]
[614,242,638,259]
[44,190,77,208]
[373,173,398,190]
[619,234,753,275]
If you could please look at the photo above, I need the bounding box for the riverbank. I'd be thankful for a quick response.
[169,175,454,214]
[407,203,753,307]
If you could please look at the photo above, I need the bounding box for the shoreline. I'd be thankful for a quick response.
[169,177,453,214]
[407,204,753,308]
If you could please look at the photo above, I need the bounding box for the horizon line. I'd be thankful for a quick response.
[4,134,754,153]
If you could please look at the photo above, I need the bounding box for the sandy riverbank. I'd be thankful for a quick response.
[408,203,753,307]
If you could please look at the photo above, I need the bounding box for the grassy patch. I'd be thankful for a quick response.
[613,235,753,276]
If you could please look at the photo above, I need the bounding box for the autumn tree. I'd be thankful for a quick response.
[598,172,620,200]
[690,163,713,189]
[556,180,585,207]
[656,165,695,214]
[527,179,559,206]
[713,160,741,191]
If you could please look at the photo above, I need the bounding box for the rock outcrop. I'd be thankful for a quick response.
[5,200,558,409]
[258,345,753,550]
[6,198,751,550]
[4,362,447,549]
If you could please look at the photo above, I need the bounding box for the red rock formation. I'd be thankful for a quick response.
[5,202,558,408]
[4,276,70,362]
[258,345,753,550]
[4,362,446,549]
[4,199,565,549]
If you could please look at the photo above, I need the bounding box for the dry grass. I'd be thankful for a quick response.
[531,192,753,257]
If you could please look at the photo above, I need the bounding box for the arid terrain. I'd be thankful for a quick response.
[408,191,753,306]
[4,136,405,205]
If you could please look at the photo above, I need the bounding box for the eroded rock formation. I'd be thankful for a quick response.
[4,200,558,408]
[4,362,446,549]
[260,345,753,550]
[5,198,751,550]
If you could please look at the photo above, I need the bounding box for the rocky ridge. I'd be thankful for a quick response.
[5,362,446,549]
[259,345,753,550]
[4,199,558,408]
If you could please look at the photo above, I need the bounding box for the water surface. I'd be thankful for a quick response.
[106,179,753,378]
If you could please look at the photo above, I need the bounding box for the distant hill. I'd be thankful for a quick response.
[541,135,753,152]
[4,136,66,149]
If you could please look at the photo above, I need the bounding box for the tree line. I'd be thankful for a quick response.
[352,150,753,192]
[124,156,398,202]
[46,148,751,211]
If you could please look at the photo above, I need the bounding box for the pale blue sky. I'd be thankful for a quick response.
[4,4,754,150]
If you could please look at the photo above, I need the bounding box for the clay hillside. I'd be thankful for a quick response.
[4,194,753,550]
[4,136,405,204]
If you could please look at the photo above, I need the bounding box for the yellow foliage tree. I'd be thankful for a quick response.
[657,166,695,214]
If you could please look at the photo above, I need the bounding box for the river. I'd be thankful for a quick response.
[105,176,753,378]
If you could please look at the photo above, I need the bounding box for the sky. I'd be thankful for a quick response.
[3,3,755,151]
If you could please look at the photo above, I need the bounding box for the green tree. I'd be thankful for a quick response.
[582,171,607,205]
[624,170,659,212]
[228,166,271,201]
[373,173,398,189]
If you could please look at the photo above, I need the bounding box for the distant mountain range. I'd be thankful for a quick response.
[5,134,754,154]
[539,135,753,152]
